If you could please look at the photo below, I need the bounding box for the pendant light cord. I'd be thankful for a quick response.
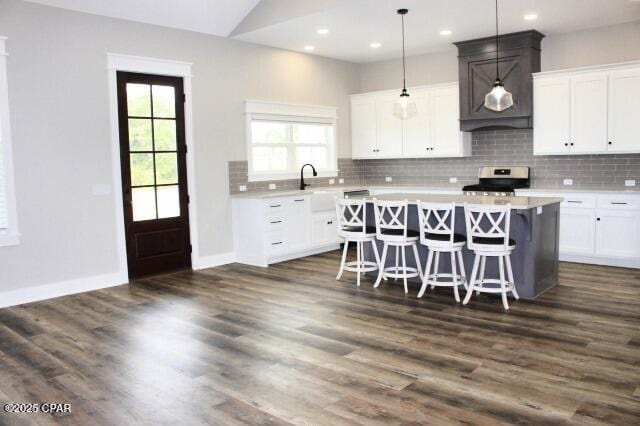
[495,0,500,81]
[401,12,407,91]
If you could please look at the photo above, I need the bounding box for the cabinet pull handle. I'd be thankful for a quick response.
[327,221,333,225]
[270,220,282,224]
[567,200,582,204]
[294,199,305,202]
[611,202,628,205]
[269,204,281,208]
[272,242,283,245]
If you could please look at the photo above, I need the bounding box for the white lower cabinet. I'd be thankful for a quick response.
[518,190,640,267]
[233,194,340,266]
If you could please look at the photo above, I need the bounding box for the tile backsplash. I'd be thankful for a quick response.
[229,130,640,194]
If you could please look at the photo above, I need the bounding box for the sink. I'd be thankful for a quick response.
[311,190,342,212]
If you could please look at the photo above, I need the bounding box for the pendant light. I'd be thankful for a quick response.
[484,0,514,112]
[393,8,417,120]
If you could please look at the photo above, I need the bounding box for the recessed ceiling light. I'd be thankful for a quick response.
[439,29,453,36]
[317,28,330,35]
[370,42,382,48]
[304,45,316,51]
[524,13,538,21]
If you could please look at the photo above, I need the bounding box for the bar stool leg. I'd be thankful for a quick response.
[374,243,388,288]
[498,255,509,310]
[356,241,361,287]
[506,255,519,300]
[371,240,383,280]
[401,245,408,294]
[451,252,460,303]
[336,241,349,280]
[463,255,480,305]
[394,246,399,281]
[457,251,468,290]
[418,250,434,298]
[431,252,440,290]
[411,243,423,280]
[476,256,486,295]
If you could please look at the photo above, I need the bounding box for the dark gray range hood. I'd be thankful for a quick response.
[454,30,545,131]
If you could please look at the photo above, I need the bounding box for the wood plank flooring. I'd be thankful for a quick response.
[1,250,639,425]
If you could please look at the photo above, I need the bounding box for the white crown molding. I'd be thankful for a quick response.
[245,100,337,119]
[106,53,193,77]
[533,60,640,78]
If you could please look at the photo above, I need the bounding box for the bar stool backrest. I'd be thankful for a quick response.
[464,203,512,251]
[417,201,456,246]
[373,198,409,241]
[335,197,367,236]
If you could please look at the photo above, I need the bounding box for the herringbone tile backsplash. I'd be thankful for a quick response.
[229,130,640,194]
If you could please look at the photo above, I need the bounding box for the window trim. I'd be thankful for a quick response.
[0,36,19,247]
[245,101,338,182]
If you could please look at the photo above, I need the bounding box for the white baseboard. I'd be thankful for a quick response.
[192,252,236,270]
[268,243,340,265]
[0,272,126,309]
[560,254,640,269]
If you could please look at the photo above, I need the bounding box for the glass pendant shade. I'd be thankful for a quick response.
[484,79,514,112]
[393,91,417,120]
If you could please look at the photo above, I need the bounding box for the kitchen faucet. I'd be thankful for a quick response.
[299,163,317,190]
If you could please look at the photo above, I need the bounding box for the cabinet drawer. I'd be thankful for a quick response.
[265,231,287,254]
[596,195,640,211]
[264,216,286,230]
[561,195,596,209]
[263,199,286,213]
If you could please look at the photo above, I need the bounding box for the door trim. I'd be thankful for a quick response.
[107,53,199,281]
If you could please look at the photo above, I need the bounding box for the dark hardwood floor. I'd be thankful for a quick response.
[1,250,639,425]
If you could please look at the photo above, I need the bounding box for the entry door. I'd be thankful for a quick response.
[117,72,191,278]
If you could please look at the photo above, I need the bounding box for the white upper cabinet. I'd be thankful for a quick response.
[533,77,571,155]
[533,61,640,156]
[350,83,471,160]
[350,97,377,158]
[375,93,403,158]
[608,68,640,153]
[402,89,431,157]
[570,73,608,154]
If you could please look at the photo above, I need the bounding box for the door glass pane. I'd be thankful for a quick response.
[127,84,151,117]
[130,153,155,186]
[152,85,175,118]
[251,121,287,144]
[155,153,178,185]
[292,123,330,145]
[252,146,288,172]
[132,187,156,221]
[128,119,153,151]
[295,146,328,169]
[157,185,180,219]
[154,119,177,151]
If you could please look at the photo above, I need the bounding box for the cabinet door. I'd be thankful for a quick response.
[595,210,639,258]
[608,68,640,153]
[533,77,571,155]
[375,95,403,158]
[401,90,430,157]
[570,73,608,154]
[286,197,310,251]
[311,213,339,246]
[559,208,596,256]
[351,97,377,159]
[430,85,463,157]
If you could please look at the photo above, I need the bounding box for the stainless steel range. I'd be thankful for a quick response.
[462,166,530,197]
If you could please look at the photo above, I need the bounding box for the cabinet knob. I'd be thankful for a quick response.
[564,143,568,147]
[570,143,574,146]
[597,218,601,221]
[608,141,613,145]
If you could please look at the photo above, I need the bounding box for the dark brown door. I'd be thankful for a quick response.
[117,71,191,278]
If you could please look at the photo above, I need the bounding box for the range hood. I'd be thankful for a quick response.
[454,30,545,131]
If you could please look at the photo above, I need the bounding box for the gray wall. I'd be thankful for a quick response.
[360,20,640,92]
[0,0,359,292]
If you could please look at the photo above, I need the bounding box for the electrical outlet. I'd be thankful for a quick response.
[268,183,277,190]
[563,179,573,186]
[385,176,393,182]
[449,177,458,183]
[338,178,344,184]
[329,179,335,185]
[625,180,636,187]
[239,185,247,192]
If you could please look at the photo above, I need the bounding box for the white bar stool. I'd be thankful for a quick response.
[373,199,422,293]
[416,201,467,302]
[335,197,381,286]
[462,203,519,310]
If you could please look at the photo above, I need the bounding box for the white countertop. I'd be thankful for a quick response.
[516,188,640,195]
[362,193,563,209]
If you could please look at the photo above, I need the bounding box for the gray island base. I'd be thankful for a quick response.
[359,193,563,300]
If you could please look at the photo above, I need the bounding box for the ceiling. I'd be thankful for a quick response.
[25,0,261,37]
[25,0,640,63]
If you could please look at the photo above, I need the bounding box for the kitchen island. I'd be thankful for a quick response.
[359,193,563,299]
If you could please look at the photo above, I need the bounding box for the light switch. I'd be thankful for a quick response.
[385,176,393,182]
[329,179,335,185]
[338,178,344,184]
[625,180,636,187]
[239,185,247,192]
[563,179,573,186]
[537,206,542,215]
[449,177,458,183]
[269,183,277,190]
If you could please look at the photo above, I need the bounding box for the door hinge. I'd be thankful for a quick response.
[188,244,193,254]
[183,93,186,103]
[186,194,190,204]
